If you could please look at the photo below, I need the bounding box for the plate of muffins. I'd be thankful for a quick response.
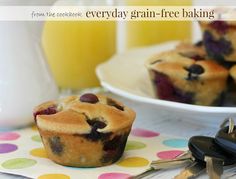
[96,21,236,126]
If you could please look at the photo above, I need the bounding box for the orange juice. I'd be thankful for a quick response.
[126,0,192,48]
[42,21,116,89]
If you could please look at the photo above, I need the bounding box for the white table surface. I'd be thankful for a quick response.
[0,92,235,179]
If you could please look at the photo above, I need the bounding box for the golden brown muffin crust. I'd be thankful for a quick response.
[176,41,206,57]
[230,65,236,79]
[146,50,228,80]
[34,94,136,134]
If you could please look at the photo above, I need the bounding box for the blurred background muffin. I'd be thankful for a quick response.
[146,50,229,106]
[199,21,236,66]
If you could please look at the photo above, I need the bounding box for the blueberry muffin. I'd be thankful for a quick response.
[199,21,236,64]
[33,93,136,167]
[145,51,229,106]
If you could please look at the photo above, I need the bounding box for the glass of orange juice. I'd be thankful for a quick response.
[125,0,192,49]
[42,1,116,90]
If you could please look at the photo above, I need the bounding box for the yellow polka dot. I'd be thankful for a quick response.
[117,157,149,167]
[30,148,48,158]
[38,174,70,179]
[31,125,38,131]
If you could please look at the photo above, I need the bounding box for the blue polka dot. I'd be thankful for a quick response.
[163,139,188,148]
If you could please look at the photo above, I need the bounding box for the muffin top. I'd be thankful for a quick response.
[175,41,206,59]
[34,94,136,134]
[145,50,228,80]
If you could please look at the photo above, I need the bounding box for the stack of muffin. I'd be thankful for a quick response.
[146,21,236,106]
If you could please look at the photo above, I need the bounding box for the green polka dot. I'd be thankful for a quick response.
[31,135,42,142]
[2,158,37,169]
[125,141,146,151]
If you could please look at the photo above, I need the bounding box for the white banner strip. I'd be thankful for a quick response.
[0,6,235,21]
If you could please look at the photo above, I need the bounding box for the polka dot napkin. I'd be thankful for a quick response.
[0,126,188,179]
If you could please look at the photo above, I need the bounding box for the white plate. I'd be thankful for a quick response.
[96,41,236,127]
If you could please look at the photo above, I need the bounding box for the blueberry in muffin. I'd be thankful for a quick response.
[199,21,236,65]
[34,94,136,167]
[145,51,229,106]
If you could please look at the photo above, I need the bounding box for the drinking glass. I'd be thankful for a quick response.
[125,0,192,49]
[42,0,116,90]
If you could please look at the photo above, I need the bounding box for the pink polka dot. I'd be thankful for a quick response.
[98,173,131,179]
[0,132,20,141]
[131,128,160,138]
[157,150,184,160]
